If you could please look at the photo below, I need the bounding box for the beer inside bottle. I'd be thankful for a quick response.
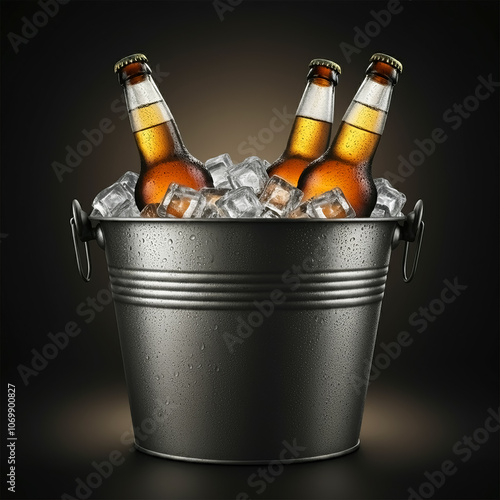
[298,53,402,217]
[267,59,341,186]
[114,54,212,209]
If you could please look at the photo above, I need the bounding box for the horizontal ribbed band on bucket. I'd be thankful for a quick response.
[109,266,388,309]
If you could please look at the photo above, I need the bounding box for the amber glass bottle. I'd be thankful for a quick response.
[114,53,213,209]
[267,58,341,187]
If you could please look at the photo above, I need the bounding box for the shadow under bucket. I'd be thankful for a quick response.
[70,199,424,464]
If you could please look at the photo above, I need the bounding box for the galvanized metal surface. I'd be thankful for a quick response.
[70,202,423,463]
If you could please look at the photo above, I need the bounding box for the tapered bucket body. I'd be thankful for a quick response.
[87,216,411,463]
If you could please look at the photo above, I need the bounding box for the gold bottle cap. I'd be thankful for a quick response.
[369,53,403,73]
[114,53,149,73]
[309,58,342,75]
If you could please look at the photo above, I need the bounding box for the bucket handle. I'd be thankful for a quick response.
[396,199,425,283]
[70,199,103,282]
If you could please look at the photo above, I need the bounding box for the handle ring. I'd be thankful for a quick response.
[402,220,424,283]
[70,216,92,282]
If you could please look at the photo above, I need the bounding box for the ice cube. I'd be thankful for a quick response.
[228,157,269,195]
[201,204,221,218]
[306,187,356,219]
[372,178,406,217]
[117,171,139,196]
[205,153,233,170]
[91,183,131,217]
[205,153,233,189]
[288,201,311,219]
[157,183,206,219]
[115,201,141,218]
[199,188,229,218]
[201,187,230,206]
[215,187,264,218]
[243,156,268,167]
[262,209,281,218]
[259,176,303,217]
[140,203,160,218]
[370,206,389,218]
[91,171,139,217]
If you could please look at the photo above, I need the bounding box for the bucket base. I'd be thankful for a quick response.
[134,440,360,464]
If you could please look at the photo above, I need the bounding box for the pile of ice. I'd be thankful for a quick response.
[90,154,406,219]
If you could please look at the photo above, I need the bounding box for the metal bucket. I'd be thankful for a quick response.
[70,199,424,463]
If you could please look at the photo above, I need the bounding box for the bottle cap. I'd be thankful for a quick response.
[114,53,149,73]
[309,58,341,75]
[369,53,403,73]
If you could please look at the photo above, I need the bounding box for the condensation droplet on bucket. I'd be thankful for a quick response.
[200,343,205,350]
[190,235,196,241]
[168,239,173,245]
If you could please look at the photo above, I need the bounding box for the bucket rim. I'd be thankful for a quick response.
[89,215,406,223]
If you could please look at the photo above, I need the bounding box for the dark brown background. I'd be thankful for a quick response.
[1,1,499,499]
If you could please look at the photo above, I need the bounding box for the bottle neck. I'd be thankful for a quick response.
[122,72,173,132]
[119,66,189,164]
[329,73,395,165]
[295,76,335,123]
[342,72,395,135]
[282,74,336,159]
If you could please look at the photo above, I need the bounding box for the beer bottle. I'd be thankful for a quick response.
[114,53,213,209]
[267,59,341,187]
[297,53,402,217]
